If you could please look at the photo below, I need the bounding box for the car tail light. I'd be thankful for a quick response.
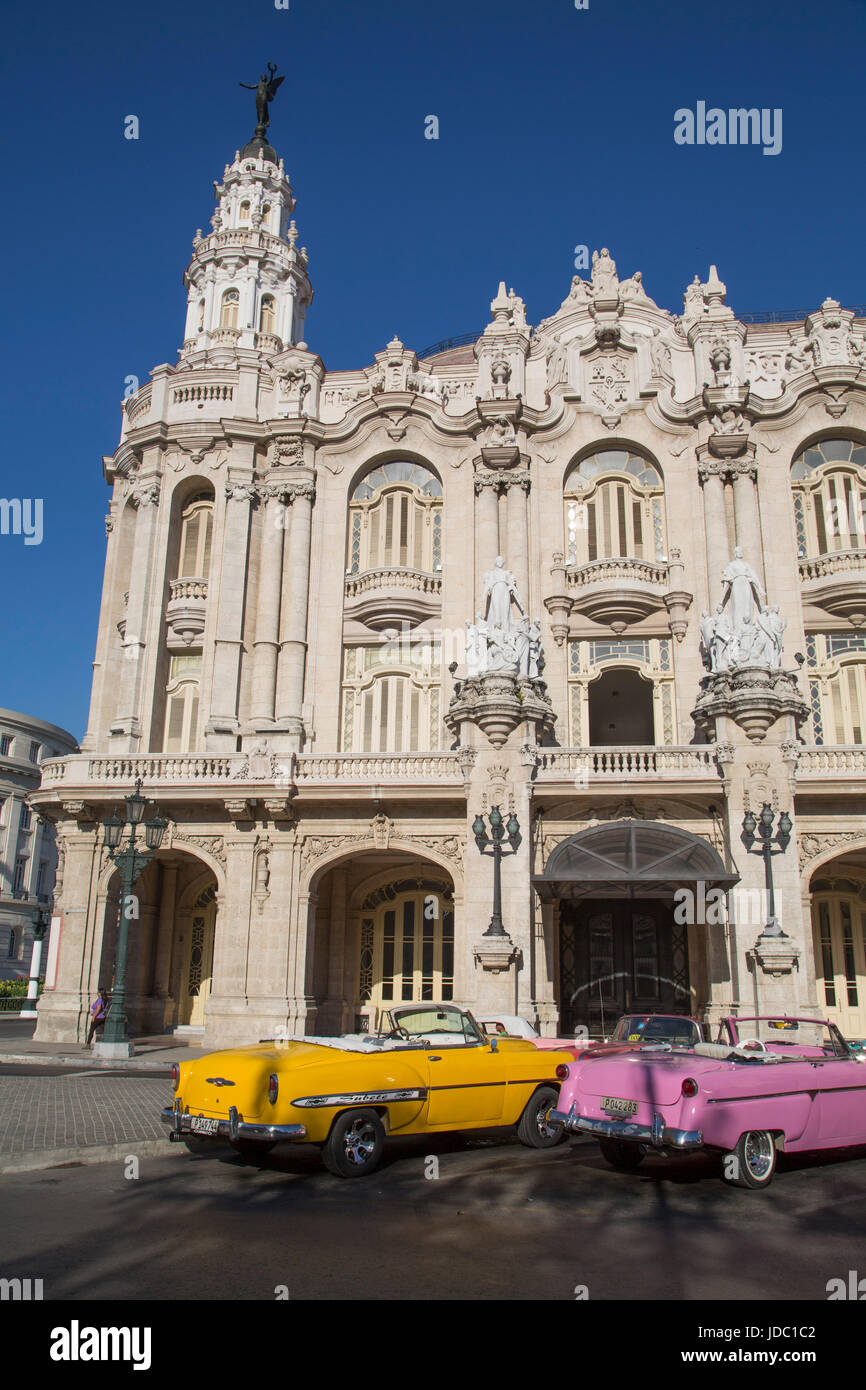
[268,1073,279,1106]
[681,1077,699,1098]
[171,1063,180,1092]
[555,1064,570,1081]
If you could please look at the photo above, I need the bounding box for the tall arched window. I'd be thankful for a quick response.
[568,638,676,746]
[163,654,201,753]
[564,449,666,566]
[259,294,276,334]
[358,879,455,1014]
[791,438,866,556]
[340,639,441,752]
[220,289,239,329]
[239,200,251,224]
[804,633,866,744]
[261,202,272,230]
[177,493,213,579]
[346,461,442,575]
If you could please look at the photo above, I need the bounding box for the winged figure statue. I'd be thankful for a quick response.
[240,62,285,131]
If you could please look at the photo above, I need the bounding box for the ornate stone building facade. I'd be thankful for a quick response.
[31,127,866,1047]
[1,709,77,981]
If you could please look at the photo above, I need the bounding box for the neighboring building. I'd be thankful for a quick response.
[0,709,78,981]
[31,115,866,1047]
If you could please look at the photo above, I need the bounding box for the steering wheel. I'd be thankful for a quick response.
[736,1036,768,1052]
[388,1024,411,1041]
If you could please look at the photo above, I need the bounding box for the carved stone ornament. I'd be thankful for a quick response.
[473,934,520,974]
[131,481,160,509]
[168,830,227,868]
[798,831,865,872]
[748,932,801,978]
[225,480,258,504]
[301,834,368,869]
[692,666,809,743]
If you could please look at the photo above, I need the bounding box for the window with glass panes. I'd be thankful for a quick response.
[163,654,202,753]
[346,462,442,575]
[357,880,455,1011]
[804,634,866,743]
[564,450,666,566]
[791,439,866,556]
[340,642,441,752]
[177,495,213,578]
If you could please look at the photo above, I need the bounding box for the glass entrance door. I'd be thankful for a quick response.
[558,899,690,1036]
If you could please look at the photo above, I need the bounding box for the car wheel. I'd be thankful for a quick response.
[598,1138,646,1170]
[517,1086,567,1148]
[322,1108,385,1178]
[230,1140,277,1159]
[723,1130,777,1189]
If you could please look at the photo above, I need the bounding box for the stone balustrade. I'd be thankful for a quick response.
[567,557,670,588]
[797,745,866,773]
[295,753,462,782]
[798,549,866,580]
[169,578,209,602]
[124,388,152,425]
[344,568,443,598]
[171,382,234,405]
[535,745,718,778]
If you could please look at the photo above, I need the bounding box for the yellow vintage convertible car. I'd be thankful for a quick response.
[162,1003,572,1177]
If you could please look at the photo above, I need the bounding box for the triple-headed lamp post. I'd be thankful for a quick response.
[98,780,167,1054]
[472,806,521,938]
[741,803,792,938]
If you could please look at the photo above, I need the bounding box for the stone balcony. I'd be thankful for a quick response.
[165,577,208,650]
[798,548,866,625]
[533,745,723,794]
[343,567,443,630]
[545,551,692,640]
[794,744,866,792]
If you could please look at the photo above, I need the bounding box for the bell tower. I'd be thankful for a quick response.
[178,84,312,361]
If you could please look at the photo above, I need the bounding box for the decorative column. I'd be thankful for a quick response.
[475,472,500,589]
[275,480,315,748]
[731,459,765,585]
[111,478,161,748]
[150,859,179,1029]
[206,476,257,749]
[250,485,287,726]
[699,461,729,606]
[505,472,531,612]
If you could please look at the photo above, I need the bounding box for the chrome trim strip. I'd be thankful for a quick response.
[291,1087,428,1109]
[160,1106,306,1142]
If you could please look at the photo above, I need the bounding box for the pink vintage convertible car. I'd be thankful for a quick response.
[550,1015,866,1188]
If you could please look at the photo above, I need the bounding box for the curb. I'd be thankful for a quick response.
[0,1053,177,1071]
[0,1138,187,1174]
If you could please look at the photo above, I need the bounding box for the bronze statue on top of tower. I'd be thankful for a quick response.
[240,62,285,136]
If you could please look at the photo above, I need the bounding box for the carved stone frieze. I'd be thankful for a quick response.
[798,831,865,872]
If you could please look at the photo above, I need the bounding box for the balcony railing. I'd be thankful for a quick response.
[344,568,443,598]
[535,746,719,778]
[798,548,866,581]
[797,746,866,774]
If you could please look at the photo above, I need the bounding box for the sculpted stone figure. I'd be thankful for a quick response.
[721,548,766,631]
[650,328,672,379]
[483,556,524,629]
[463,558,544,678]
[591,248,618,298]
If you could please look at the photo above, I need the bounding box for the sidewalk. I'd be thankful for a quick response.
[0,1024,207,1071]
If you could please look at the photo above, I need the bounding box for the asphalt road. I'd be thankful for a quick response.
[2,1128,866,1301]
[0,1018,36,1040]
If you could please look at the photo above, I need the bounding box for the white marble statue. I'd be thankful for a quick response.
[721,548,766,631]
[703,553,785,671]
[464,558,543,677]
[591,248,618,298]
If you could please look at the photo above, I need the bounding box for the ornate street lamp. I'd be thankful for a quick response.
[741,803,791,938]
[473,806,521,938]
[19,905,51,1020]
[98,780,167,1054]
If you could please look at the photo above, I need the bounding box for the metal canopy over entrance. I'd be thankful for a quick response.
[533,820,739,902]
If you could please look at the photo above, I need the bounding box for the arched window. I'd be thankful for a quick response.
[340,640,441,752]
[358,879,455,1013]
[811,877,866,1038]
[163,654,201,753]
[791,438,866,556]
[239,200,251,224]
[346,461,443,575]
[177,493,213,579]
[220,289,239,329]
[259,294,276,334]
[261,202,272,230]
[805,633,866,744]
[563,449,666,566]
[568,638,675,746]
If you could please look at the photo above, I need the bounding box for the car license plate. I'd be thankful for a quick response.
[601,1096,638,1115]
[189,1115,220,1136]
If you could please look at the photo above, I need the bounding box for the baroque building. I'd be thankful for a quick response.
[31,119,866,1048]
[1,709,77,981]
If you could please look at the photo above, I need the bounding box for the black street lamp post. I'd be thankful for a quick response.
[20,906,50,1020]
[99,780,167,1052]
[473,806,521,938]
[741,803,792,938]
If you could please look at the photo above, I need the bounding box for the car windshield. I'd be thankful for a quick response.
[722,1017,850,1055]
[387,1006,483,1044]
[611,1016,701,1047]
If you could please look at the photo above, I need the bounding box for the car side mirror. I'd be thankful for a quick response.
[490,1036,499,1053]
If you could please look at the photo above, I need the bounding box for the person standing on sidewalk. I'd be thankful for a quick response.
[86,988,108,1045]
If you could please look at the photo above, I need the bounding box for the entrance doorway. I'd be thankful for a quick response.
[178,884,216,1027]
[559,899,690,1036]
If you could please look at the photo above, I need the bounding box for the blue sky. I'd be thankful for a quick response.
[2,0,865,738]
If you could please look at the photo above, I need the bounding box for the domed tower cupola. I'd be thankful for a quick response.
[180,63,313,361]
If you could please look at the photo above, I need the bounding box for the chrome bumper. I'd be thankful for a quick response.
[161,1101,306,1144]
[549,1105,702,1150]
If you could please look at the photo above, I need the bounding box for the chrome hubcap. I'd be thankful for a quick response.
[344,1119,377,1165]
[744,1131,774,1179]
[536,1102,559,1139]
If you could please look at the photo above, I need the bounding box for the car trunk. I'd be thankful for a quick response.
[578,1054,719,1107]
[181,1042,331,1122]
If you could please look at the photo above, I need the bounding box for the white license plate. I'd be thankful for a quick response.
[189,1115,220,1136]
[601,1096,638,1115]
